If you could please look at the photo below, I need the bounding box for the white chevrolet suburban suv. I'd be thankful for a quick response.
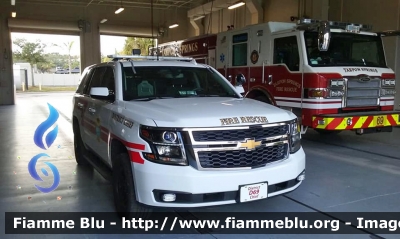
[72,55,305,216]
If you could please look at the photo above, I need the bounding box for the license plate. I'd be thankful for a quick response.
[240,182,268,202]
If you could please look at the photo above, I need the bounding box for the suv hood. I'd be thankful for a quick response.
[124,97,296,128]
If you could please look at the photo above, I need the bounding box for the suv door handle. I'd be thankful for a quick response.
[88,107,96,114]
[77,103,84,108]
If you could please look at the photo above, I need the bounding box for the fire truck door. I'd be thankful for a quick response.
[269,34,302,102]
[229,31,250,87]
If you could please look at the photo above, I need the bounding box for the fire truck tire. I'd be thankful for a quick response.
[315,129,342,135]
[73,124,90,166]
[255,95,271,104]
[112,152,152,219]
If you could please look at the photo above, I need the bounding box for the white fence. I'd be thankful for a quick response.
[33,73,81,86]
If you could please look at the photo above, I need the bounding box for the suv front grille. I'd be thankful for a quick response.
[186,123,291,170]
[198,143,288,169]
[192,125,288,141]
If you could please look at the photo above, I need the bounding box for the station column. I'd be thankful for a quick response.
[79,18,101,70]
[0,9,15,105]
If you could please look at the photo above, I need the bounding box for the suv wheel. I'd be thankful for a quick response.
[73,124,90,165]
[112,152,152,219]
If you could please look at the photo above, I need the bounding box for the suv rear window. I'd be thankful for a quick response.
[121,66,239,101]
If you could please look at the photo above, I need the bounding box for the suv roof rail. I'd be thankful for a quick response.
[296,18,372,32]
[107,55,197,63]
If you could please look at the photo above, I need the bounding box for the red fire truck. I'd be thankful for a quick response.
[214,19,400,135]
[150,34,217,66]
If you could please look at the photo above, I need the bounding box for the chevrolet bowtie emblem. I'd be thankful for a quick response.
[239,138,262,151]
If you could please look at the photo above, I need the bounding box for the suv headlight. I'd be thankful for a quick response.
[289,119,301,153]
[139,126,187,166]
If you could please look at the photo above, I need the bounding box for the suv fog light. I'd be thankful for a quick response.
[162,194,176,202]
[297,171,305,181]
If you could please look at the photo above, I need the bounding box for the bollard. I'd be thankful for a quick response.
[22,83,25,92]
[39,83,41,91]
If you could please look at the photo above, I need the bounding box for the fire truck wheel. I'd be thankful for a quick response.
[255,95,271,104]
[73,124,90,166]
[315,129,342,135]
[112,152,152,219]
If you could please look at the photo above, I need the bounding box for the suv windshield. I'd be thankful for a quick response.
[304,32,387,68]
[122,66,240,101]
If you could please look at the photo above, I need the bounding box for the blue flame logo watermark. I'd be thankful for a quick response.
[28,103,61,193]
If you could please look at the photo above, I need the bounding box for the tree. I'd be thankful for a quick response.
[35,53,80,73]
[101,54,111,63]
[121,37,155,55]
[53,41,74,74]
[13,38,48,86]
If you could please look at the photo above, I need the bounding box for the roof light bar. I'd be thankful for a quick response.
[106,55,196,63]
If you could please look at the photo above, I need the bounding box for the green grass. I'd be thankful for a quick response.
[17,86,77,92]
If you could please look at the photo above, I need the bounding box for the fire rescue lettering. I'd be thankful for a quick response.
[181,42,198,54]
[220,116,268,125]
[343,67,378,73]
[273,79,301,92]
[112,113,134,128]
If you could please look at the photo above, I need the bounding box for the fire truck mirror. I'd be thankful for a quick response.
[236,74,246,86]
[318,21,331,51]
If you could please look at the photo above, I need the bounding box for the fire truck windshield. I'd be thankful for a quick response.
[304,32,387,68]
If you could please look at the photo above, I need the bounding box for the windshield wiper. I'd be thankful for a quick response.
[131,96,173,101]
[191,94,241,98]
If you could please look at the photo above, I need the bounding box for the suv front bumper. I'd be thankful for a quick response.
[132,148,305,208]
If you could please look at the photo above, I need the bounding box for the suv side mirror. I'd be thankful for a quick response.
[236,74,246,86]
[90,87,109,97]
[318,21,331,51]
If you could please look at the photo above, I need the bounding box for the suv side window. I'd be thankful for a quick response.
[77,68,93,95]
[82,68,97,95]
[273,36,300,71]
[89,67,106,88]
[85,66,115,102]
[102,67,116,102]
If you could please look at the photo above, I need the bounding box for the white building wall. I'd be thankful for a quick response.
[33,74,81,86]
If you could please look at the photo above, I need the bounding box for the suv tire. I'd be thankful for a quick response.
[112,152,152,219]
[74,124,90,166]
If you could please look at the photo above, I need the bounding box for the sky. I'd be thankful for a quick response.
[11,32,127,56]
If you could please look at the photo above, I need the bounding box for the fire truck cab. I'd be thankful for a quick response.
[215,19,400,135]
